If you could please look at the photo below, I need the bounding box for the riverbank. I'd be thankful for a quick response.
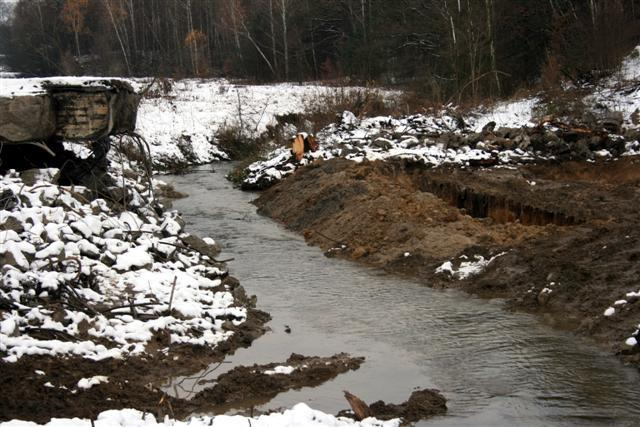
[254,156,640,366]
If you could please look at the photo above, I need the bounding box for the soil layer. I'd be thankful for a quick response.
[255,157,640,366]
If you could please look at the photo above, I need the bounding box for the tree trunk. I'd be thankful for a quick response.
[281,0,289,79]
[104,0,131,75]
[485,0,500,95]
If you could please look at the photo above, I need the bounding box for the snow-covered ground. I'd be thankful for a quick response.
[135,79,396,168]
[0,404,399,427]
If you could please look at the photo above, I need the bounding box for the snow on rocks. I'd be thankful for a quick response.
[0,168,243,363]
[0,404,399,427]
[603,288,640,350]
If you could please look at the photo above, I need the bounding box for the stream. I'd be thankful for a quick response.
[162,163,640,426]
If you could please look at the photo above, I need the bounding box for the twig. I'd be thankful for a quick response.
[24,327,79,342]
[168,277,178,314]
[313,229,342,245]
[99,302,160,313]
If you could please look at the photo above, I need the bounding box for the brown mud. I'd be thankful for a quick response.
[339,389,447,425]
[187,353,365,413]
[255,157,640,366]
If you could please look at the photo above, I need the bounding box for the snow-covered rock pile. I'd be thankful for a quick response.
[0,167,244,363]
[135,79,393,169]
[0,404,399,427]
[240,105,640,190]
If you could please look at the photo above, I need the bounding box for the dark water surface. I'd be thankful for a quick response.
[162,164,640,426]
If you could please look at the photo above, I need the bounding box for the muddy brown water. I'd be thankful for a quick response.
[162,164,640,426]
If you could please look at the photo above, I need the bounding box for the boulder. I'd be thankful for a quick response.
[0,79,140,143]
[0,95,55,142]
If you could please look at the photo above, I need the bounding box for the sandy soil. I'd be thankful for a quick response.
[255,157,640,366]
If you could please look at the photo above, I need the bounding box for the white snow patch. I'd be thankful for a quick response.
[0,404,399,427]
[264,365,296,375]
[77,376,109,389]
[436,253,506,280]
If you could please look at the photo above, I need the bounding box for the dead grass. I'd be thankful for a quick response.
[301,86,399,131]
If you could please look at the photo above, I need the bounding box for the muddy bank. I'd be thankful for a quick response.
[255,157,640,366]
[188,353,365,412]
[0,301,270,423]
[340,389,447,424]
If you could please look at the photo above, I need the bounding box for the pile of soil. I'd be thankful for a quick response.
[255,157,640,366]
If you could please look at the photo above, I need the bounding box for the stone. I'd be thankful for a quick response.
[100,251,117,267]
[0,79,140,144]
[482,121,496,135]
[570,141,594,161]
[601,111,623,134]
[0,95,55,142]
[182,234,221,259]
[371,138,392,150]
[0,216,24,233]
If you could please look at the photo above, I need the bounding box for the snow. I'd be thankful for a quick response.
[0,404,399,427]
[135,79,395,168]
[264,365,296,375]
[436,253,506,280]
[77,376,109,390]
[471,98,539,132]
[0,77,142,98]
[604,307,616,317]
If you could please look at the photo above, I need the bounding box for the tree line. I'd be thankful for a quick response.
[1,0,639,101]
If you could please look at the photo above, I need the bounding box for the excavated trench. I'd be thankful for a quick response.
[416,177,580,226]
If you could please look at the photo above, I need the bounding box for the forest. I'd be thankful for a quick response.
[1,0,640,101]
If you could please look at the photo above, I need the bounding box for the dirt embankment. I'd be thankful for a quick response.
[255,157,640,365]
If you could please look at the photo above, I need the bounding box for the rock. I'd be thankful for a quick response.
[587,136,605,151]
[182,234,221,259]
[372,138,393,150]
[100,251,117,267]
[19,169,59,186]
[0,95,55,142]
[0,189,19,211]
[631,109,640,125]
[547,139,570,156]
[0,79,139,143]
[601,111,623,134]
[482,121,496,135]
[0,216,24,233]
[537,289,551,306]
[570,141,594,161]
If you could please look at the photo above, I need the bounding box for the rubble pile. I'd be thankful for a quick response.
[241,109,640,190]
[0,166,249,363]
